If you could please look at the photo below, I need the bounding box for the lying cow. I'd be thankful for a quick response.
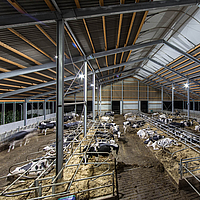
[64,121,82,129]
[95,131,114,140]
[7,158,53,178]
[105,111,114,116]
[147,138,178,150]
[83,142,119,162]
[38,121,56,135]
[170,122,185,128]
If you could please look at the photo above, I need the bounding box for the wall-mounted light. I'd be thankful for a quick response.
[172,87,175,90]
[90,84,94,87]
[55,55,58,59]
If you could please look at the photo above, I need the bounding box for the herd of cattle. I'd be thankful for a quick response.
[2,110,200,184]
[2,111,122,180]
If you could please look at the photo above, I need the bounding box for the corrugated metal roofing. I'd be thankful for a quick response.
[0,0,199,101]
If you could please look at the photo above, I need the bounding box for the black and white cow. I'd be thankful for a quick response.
[63,121,83,129]
[7,158,53,178]
[7,128,38,152]
[83,142,119,162]
[38,121,56,135]
[95,131,114,140]
[105,111,114,116]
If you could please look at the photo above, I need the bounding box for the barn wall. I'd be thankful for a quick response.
[64,78,182,114]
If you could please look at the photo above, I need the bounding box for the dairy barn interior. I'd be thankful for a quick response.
[2,0,200,199]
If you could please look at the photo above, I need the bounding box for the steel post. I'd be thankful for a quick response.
[23,99,27,126]
[13,102,16,122]
[147,85,149,113]
[56,19,64,179]
[100,84,102,115]
[48,101,50,114]
[187,78,190,119]
[52,101,54,113]
[138,81,140,111]
[92,72,95,121]
[31,102,33,118]
[43,100,46,120]
[97,84,99,116]
[122,80,123,115]
[84,61,87,137]
[74,93,77,114]
[193,100,195,111]
[2,102,5,125]
[110,83,112,111]
[37,102,39,116]
[161,87,163,112]
[172,83,174,114]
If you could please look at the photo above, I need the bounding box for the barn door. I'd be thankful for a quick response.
[141,101,148,113]
[112,101,120,114]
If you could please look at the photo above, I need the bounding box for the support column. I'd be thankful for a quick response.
[172,83,174,114]
[147,85,149,113]
[13,102,16,122]
[2,102,5,125]
[43,100,46,120]
[121,80,123,115]
[92,72,95,121]
[138,81,140,111]
[20,103,23,121]
[84,61,87,137]
[37,102,39,116]
[31,102,33,118]
[187,78,190,119]
[23,100,27,126]
[73,94,76,114]
[56,19,64,179]
[110,83,112,111]
[52,101,55,113]
[97,84,99,116]
[193,100,195,112]
[161,87,163,112]
[48,101,50,114]
[100,84,102,115]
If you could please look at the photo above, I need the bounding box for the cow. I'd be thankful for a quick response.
[124,113,134,120]
[7,158,53,178]
[83,142,119,162]
[170,122,185,128]
[137,129,148,139]
[63,121,83,129]
[105,111,114,116]
[38,121,55,135]
[147,138,178,150]
[95,131,114,140]
[7,128,38,152]
[123,121,131,134]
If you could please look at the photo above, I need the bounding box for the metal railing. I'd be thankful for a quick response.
[179,157,200,196]
[0,117,118,199]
